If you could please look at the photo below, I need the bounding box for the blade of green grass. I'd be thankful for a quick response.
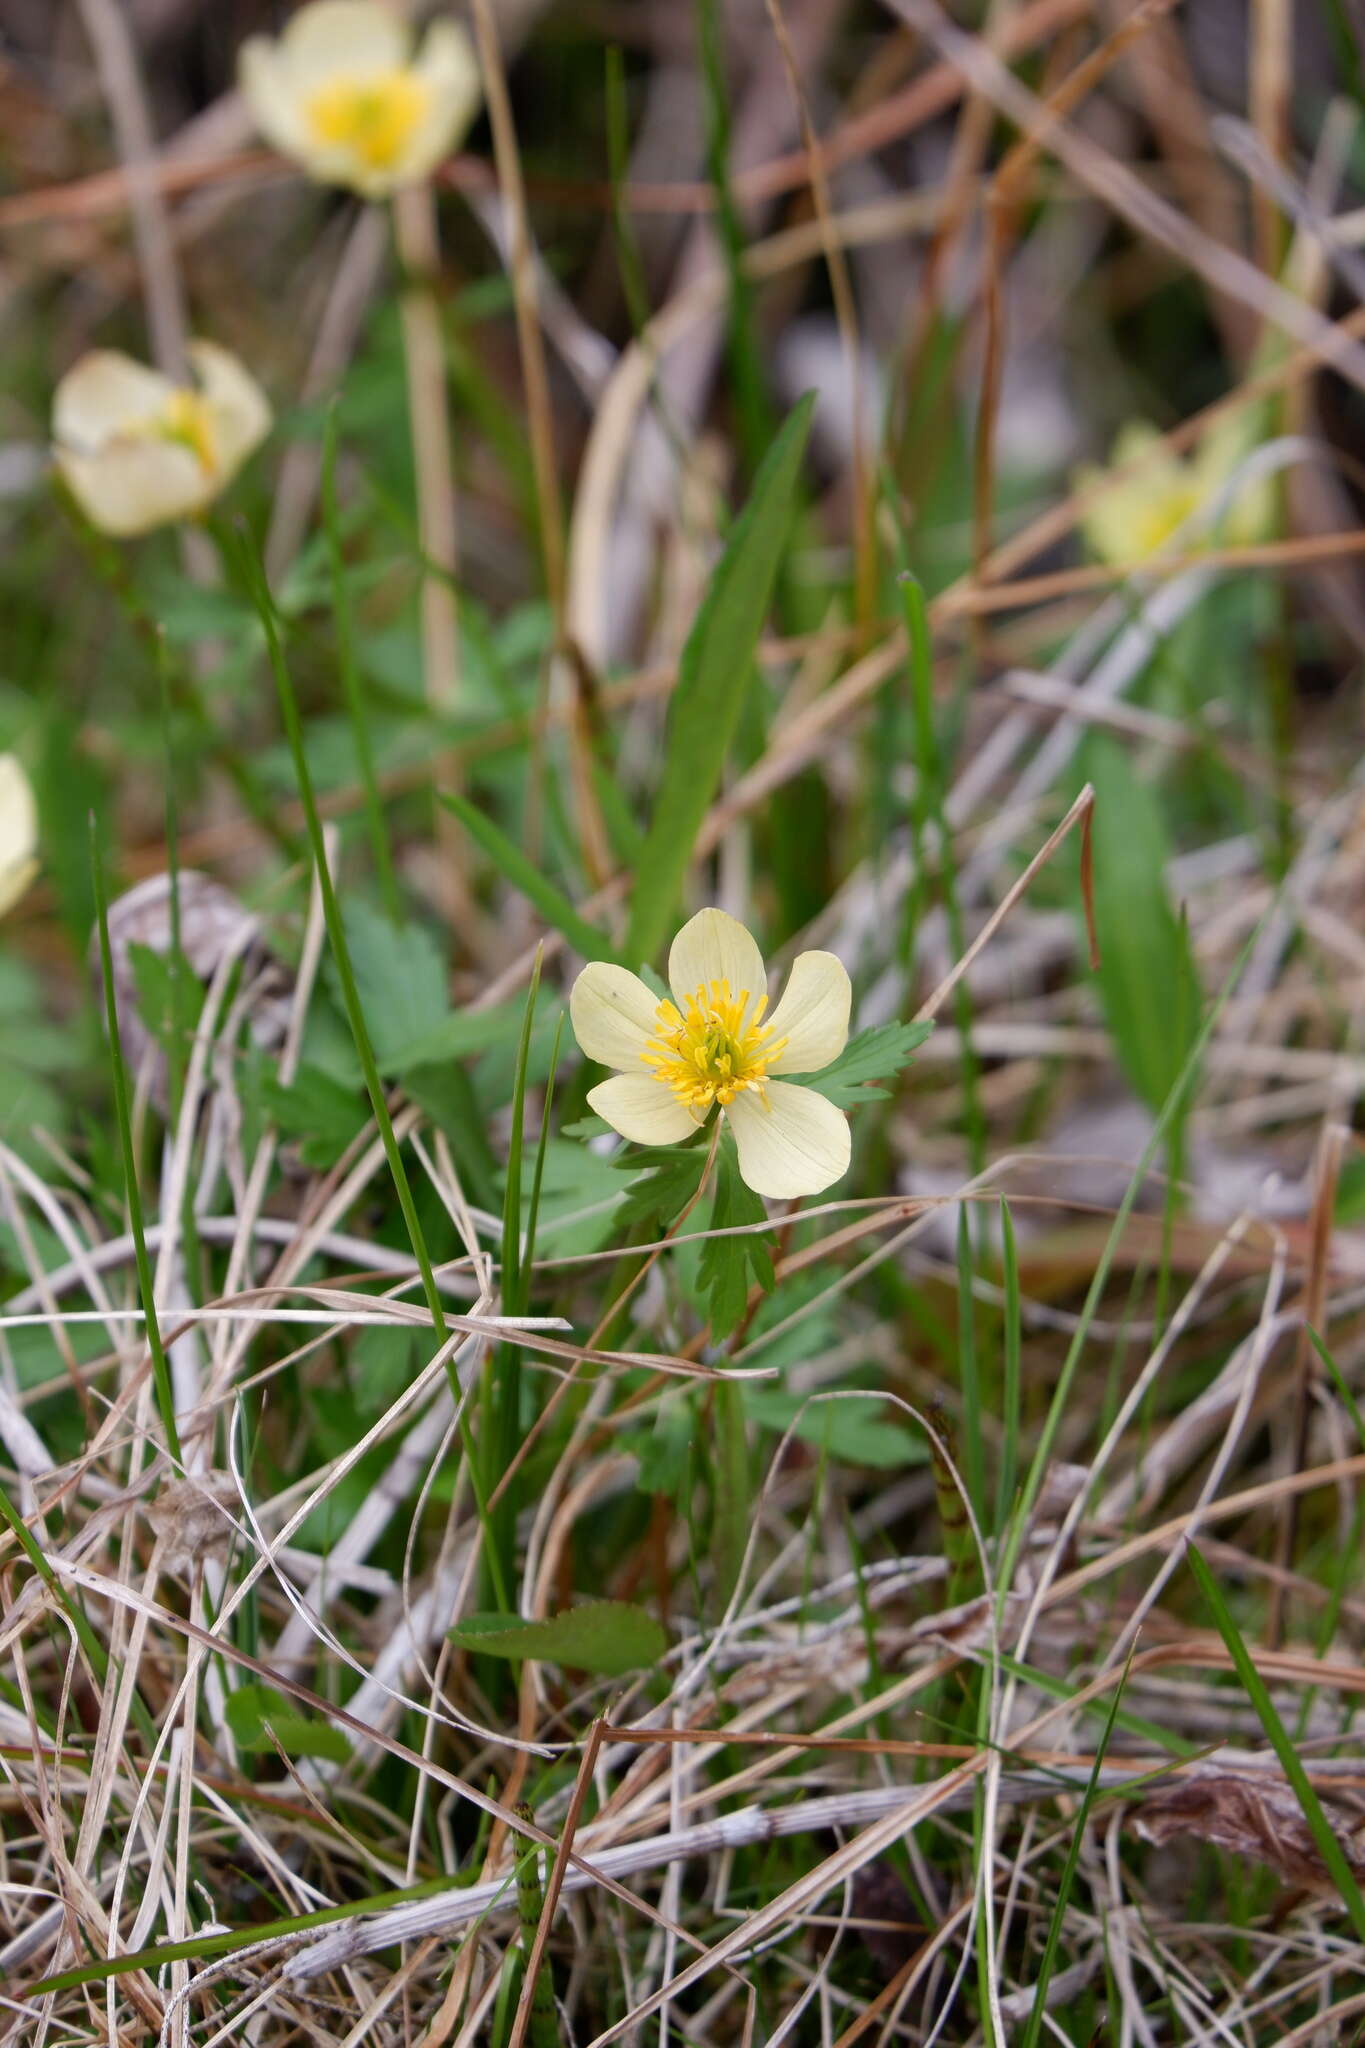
[91,814,182,1469]
[1018,1645,1136,2048]
[996,1199,1021,1537]
[624,395,814,967]
[956,1204,985,1522]
[441,791,621,964]
[998,917,1261,1599]
[1186,1540,1365,1944]
[322,406,401,920]
[236,531,507,1610]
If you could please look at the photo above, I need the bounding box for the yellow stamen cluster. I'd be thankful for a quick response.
[306,70,429,172]
[641,979,787,1117]
[154,390,218,475]
[1130,483,1202,556]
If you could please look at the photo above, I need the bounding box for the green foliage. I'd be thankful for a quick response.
[613,1145,710,1233]
[1086,737,1201,1119]
[791,1019,935,1106]
[741,1387,926,1469]
[625,395,815,966]
[127,940,206,1074]
[698,1138,775,1338]
[441,790,621,964]
[447,1601,667,1677]
[261,1063,367,1169]
[332,900,516,1073]
[0,954,79,1159]
[224,1684,352,1763]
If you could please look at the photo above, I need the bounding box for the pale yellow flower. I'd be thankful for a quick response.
[1077,417,1275,568]
[239,1,482,199]
[0,755,38,918]
[571,908,853,1201]
[53,344,271,537]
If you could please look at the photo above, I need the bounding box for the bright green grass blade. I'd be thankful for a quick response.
[1018,1645,1135,2048]
[91,814,182,1468]
[1087,736,1200,1128]
[501,952,542,1316]
[522,1012,564,1287]
[27,1867,495,1995]
[956,1205,985,1522]
[487,959,544,1596]
[322,406,401,920]
[898,569,984,1171]
[605,44,654,344]
[996,1200,1021,1537]
[999,918,1260,1598]
[513,1801,560,2048]
[236,532,507,1609]
[0,1474,110,1690]
[1310,1325,1365,1449]
[441,790,621,965]
[624,395,814,967]
[1186,1541,1365,1944]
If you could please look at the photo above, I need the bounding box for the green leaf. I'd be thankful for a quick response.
[446,1601,667,1677]
[1087,739,1201,1118]
[625,396,815,965]
[224,1684,352,1763]
[1186,1543,1365,1945]
[262,1063,367,1169]
[698,1139,775,1338]
[789,1019,934,1107]
[127,941,206,1069]
[331,902,520,1076]
[329,900,450,1073]
[440,791,621,964]
[742,1388,928,1469]
[613,1146,710,1232]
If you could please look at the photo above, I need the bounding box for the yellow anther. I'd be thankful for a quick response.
[640,975,788,1119]
[155,390,218,474]
[306,69,429,172]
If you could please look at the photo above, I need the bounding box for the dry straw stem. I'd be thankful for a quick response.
[880,0,1365,395]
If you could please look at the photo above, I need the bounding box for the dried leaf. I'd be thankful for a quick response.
[145,1471,238,1566]
[1132,1773,1365,1896]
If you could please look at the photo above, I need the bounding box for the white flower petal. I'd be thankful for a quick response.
[0,755,37,918]
[397,19,482,181]
[56,440,210,537]
[766,950,851,1075]
[668,908,766,1012]
[570,963,662,1072]
[189,342,272,479]
[279,0,409,86]
[237,37,312,157]
[726,1082,850,1200]
[588,1074,698,1146]
[53,351,173,452]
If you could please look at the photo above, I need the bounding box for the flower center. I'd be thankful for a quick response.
[151,389,218,474]
[640,980,786,1117]
[305,70,429,171]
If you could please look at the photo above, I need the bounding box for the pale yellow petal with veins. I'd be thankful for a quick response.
[570,963,661,1072]
[588,1074,698,1147]
[667,908,766,1013]
[765,951,851,1075]
[726,1083,850,1200]
[0,755,38,919]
